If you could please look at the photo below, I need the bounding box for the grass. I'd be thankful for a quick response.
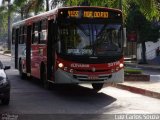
[124,68,143,75]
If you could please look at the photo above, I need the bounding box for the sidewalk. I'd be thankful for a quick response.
[111,62,160,99]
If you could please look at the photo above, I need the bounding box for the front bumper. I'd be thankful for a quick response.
[55,68,124,84]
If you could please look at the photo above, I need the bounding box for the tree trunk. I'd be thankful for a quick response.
[46,0,49,11]
[20,10,24,20]
[8,13,11,50]
[7,0,11,50]
[141,41,147,64]
[119,0,122,10]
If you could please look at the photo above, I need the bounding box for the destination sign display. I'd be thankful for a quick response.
[67,10,109,18]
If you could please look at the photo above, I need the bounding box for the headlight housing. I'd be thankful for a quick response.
[0,76,7,85]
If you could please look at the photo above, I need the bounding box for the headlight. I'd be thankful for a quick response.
[58,63,64,68]
[119,63,124,68]
[0,77,7,85]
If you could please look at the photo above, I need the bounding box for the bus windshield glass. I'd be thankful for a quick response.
[58,23,122,56]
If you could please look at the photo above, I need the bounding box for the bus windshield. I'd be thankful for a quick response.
[58,23,122,56]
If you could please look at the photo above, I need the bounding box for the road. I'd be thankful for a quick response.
[0,55,160,119]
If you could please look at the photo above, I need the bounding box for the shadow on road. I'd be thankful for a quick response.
[1,70,118,115]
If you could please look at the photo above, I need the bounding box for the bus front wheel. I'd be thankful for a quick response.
[92,83,104,92]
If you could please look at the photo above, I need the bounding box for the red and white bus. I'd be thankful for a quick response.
[12,6,124,91]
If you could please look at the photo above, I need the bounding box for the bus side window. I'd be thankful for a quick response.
[18,26,26,44]
[32,22,40,44]
[40,20,47,44]
[18,27,22,44]
[32,23,35,44]
[23,26,27,44]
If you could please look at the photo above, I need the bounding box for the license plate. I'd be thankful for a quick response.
[88,75,98,80]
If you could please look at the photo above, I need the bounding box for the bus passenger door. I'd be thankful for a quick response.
[47,20,57,81]
[15,28,19,69]
[26,26,32,76]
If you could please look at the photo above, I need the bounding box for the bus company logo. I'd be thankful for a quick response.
[71,63,89,68]
[108,61,120,67]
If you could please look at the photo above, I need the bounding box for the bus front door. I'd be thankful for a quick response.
[47,20,57,81]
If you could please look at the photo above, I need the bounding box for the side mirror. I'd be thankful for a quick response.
[4,66,11,70]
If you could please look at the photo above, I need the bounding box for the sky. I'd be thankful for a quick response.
[0,0,2,6]
[0,0,14,6]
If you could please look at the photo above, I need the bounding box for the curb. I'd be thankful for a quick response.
[125,74,150,81]
[109,83,160,99]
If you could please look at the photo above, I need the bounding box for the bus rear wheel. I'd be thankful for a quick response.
[92,83,104,92]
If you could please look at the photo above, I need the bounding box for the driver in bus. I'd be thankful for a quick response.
[106,30,118,51]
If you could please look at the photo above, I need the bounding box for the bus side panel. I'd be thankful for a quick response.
[31,44,47,79]
[31,45,40,79]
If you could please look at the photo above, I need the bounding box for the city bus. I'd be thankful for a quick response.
[12,6,124,91]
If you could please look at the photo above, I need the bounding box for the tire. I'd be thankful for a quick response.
[1,92,10,105]
[19,60,25,79]
[41,66,51,89]
[92,83,104,92]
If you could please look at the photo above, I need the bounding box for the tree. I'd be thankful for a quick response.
[1,0,159,51]
[1,0,12,50]
[126,3,159,63]
[50,0,66,8]
[13,0,45,19]
[0,6,8,39]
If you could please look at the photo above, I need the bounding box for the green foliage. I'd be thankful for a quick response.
[0,7,8,37]
[134,0,159,20]
[65,0,121,7]
[124,68,143,75]
[126,3,159,43]
[0,0,159,49]
[13,0,45,19]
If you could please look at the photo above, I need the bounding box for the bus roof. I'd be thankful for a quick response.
[12,6,122,28]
